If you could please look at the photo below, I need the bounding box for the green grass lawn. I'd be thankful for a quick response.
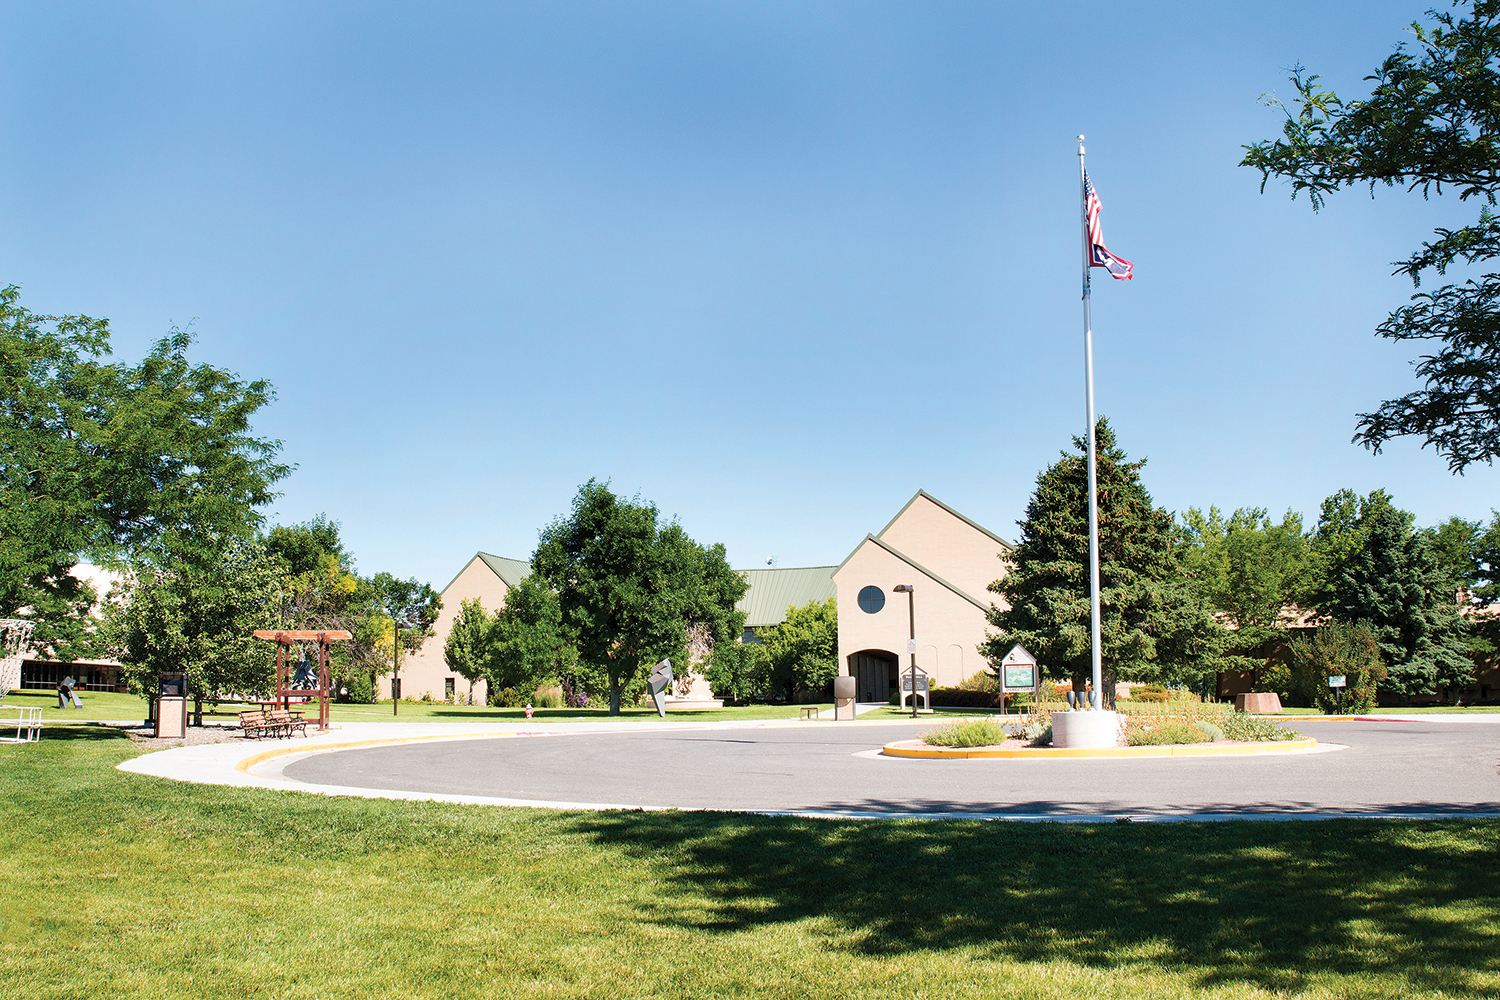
[2,726,1498,998]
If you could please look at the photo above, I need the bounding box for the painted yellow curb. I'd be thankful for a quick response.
[234,731,522,775]
[881,737,1319,759]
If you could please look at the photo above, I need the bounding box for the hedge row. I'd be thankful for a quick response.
[928,687,1007,708]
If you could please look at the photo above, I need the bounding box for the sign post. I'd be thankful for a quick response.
[1328,675,1346,716]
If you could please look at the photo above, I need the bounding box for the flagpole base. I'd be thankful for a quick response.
[1051,710,1120,749]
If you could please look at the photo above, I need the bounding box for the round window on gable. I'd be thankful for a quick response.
[857,586,885,614]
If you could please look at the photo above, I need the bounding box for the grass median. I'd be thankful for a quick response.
[3,726,1498,999]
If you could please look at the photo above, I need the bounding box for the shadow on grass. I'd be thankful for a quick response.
[576,812,1500,996]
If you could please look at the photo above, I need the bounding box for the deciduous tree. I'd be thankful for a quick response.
[761,598,838,702]
[0,286,287,655]
[531,480,747,714]
[108,536,285,724]
[703,639,771,704]
[271,516,440,701]
[1243,1,1500,470]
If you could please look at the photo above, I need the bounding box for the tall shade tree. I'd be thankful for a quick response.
[703,639,771,704]
[1308,488,1406,607]
[761,598,838,702]
[1421,515,1484,599]
[982,420,1229,701]
[107,536,285,725]
[1471,510,1500,603]
[1325,498,1473,701]
[531,480,747,714]
[1242,0,1500,471]
[0,286,287,654]
[1178,507,1316,683]
[444,597,496,702]
[487,575,573,701]
[271,516,440,702]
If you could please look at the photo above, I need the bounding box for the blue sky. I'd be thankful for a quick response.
[4,1,1495,587]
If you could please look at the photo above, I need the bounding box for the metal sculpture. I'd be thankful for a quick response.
[647,659,673,718]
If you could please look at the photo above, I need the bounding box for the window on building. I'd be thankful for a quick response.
[857,586,885,614]
[444,677,455,699]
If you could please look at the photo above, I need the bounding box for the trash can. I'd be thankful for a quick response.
[833,676,857,721]
[157,672,188,738]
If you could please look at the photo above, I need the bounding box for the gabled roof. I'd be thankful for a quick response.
[737,565,837,628]
[477,552,531,588]
[875,489,1013,549]
[836,533,990,611]
[438,551,530,594]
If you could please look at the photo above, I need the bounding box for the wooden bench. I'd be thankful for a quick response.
[267,710,310,738]
[799,706,821,720]
[239,710,277,739]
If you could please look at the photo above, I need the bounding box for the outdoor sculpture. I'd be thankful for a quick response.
[648,659,673,718]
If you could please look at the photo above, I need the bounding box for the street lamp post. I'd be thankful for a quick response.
[392,620,412,717]
[893,584,916,719]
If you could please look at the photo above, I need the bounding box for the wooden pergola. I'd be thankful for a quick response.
[251,630,353,732]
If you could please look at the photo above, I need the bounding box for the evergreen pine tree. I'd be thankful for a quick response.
[1328,501,1472,701]
[982,419,1227,701]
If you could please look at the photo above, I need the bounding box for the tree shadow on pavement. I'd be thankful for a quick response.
[576,811,1500,997]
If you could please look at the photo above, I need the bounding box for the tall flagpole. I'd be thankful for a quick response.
[1078,135,1103,710]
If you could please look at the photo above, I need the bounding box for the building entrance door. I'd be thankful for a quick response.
[853,650,898,703]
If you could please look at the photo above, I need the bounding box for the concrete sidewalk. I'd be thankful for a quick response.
[114,715,927,800]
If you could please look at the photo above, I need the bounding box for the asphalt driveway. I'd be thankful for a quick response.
[281,717,1500,819]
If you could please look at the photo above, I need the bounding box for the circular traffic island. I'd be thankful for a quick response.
[880,737,1320,759]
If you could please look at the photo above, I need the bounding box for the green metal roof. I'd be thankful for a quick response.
[736,565,837,628]
[449,553,831,628]
[475,552,531,588]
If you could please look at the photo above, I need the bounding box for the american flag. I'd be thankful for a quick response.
[1084,170,1133,280]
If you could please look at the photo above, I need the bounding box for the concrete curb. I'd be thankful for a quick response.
[881,737,1321,759]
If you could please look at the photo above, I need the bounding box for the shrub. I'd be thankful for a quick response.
[1116,699,1230,724]
[559,677,589,709]
[533,685,563,709]
[1221,713,1302,742]
[1131,687,1170,702]
[336,672,373,704]
[929,687,1005,708]
[1196,721,1225,742]
[921,718,1006,748]
[1010,716,1052,745]
[1290,621,1387,714]
[958,671,1001,693]
[493,686,525,708]
[1126,720,1208,746]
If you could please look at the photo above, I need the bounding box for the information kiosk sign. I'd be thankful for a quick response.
[999,644,1041,716]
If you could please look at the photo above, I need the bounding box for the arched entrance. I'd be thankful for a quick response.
[850,649,899,704]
